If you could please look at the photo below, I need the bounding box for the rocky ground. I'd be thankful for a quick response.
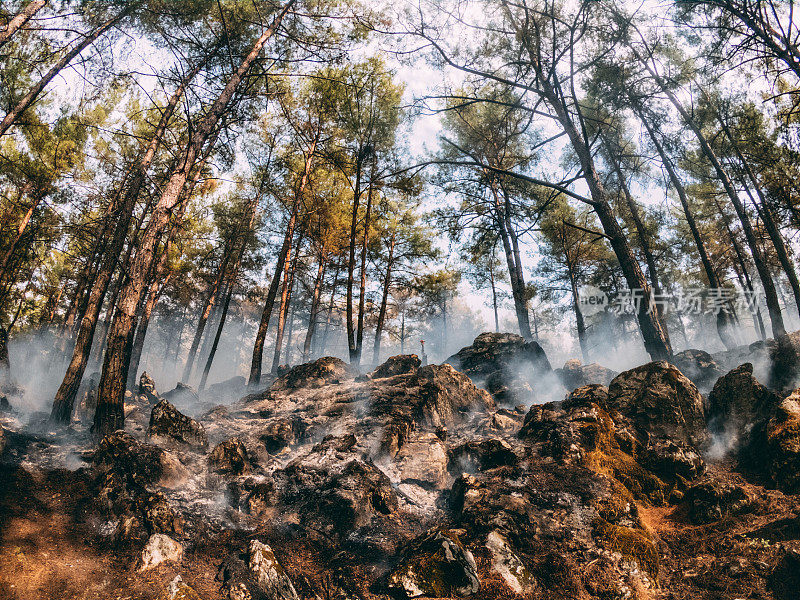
[2,332,800,599]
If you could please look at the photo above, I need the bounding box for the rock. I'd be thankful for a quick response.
[670,349,724,390]
[158,576,202,600]
[261,418,297,454]
[217,541,299,600]
[372,354,421,379]
[606,361,707,482]
[139,371,159,403]
[484,530,536,594]
[388,529,480,597]
[247,540,299,600]
[0,394,12,413]
[376,364,494,456]
[769,332,800,391]
[209,438,250,476]
[93,430,187,488]
[392,432,449,489]
[607,361,707,447]
[557,359,617,391]
[449,438,519,475]
[139,533,183,571]
[764,391,800,493]
[162,382,200,409]
[281,455,398,538]
[0,425,5,455]
[270,357,354,391]
[684,478,752,524]
[149,398,208,450]
[445,332,552,403]
[707,363,781,458]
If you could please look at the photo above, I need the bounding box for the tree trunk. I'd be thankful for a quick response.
[0,1,47,50]
[491,181,532,339]
[568,263,589,363]
[638,55,785,338]
[271,231,303,374]
[198,283,233,393]
[0,193,42,285]
[95,4,293,435]
[0,7,132,137]
[302,248,328,362]
[638,111,738,350]
[355,159,376,365]
[50,59,202,423]
[372,229,396,365]
[717,113,800,319]
[319,264,341,357]
[346,158,364,363]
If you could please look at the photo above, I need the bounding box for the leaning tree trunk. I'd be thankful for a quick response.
[50,59,202,423]
[638,112,738,350]
[249,134,314,386]
[271,231,303,374]
[638,55,785,338]
[94,3,293,435]
[197,192,258,391]
[0,7,132,137]
[0,1,47,50]
[718,114,800,320]
[546,89,672,360]
[372,229,396,365]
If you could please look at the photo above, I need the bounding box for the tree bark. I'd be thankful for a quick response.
[249,133,314,386]
[637,111,738,350]
[346,157,364,363]
[717,113,800,319]
[490,180,533,339]
[372,228,396,365]
[355,161,376,365]
[637,54,785,338]
[50,59,202,423]
[94,3,293,435]
[0,7,131,137]
[0,0,47,50]
[302,246,328,362]
[271,230,303,374]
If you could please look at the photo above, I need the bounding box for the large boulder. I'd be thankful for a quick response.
[373,363,494,456]
[556,359,617,391]
[138,533,183,571]
[604,362,707,483]
[139,371,159,403]
[372,354,421,379]
[93,430,187,488]
[445,332,552,404]
[707,363,781,458]
[387,529,480,597]
[270,356,354,392]
[763,391,800,493]
[149,398,208,450]
[670,349,724,391]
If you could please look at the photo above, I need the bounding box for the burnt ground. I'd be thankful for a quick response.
[1,334,800,600]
